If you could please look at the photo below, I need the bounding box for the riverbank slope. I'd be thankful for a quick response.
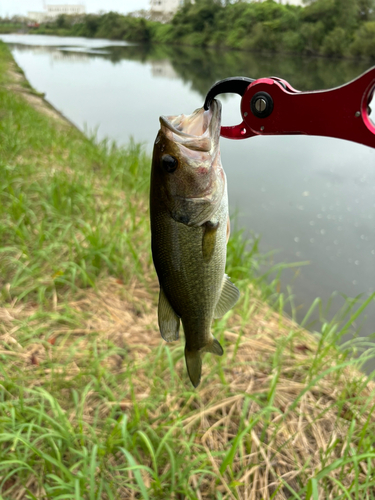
[1,40,375,499]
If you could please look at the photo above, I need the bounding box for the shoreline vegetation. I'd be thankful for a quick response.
[1,39,375,498]
[2,0,375,60]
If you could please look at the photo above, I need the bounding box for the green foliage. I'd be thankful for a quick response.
[357,0,375,20]
[350,21,375,58]
[302,0,338,31]
[26,0,375,59]
[55,14,70,29]
[0,59,150,297]
[81,14,100,37]
[0,22,23,33]
[281,30,305,53]
[298,20,326,54]
[321,27,349,57]
[31,12,152,42]
[150,22,174,44]
[179,0,223,34]
[241,23,278,52]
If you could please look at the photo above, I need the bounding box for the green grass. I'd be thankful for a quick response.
[0,47,150,300]
[1,40,375,499]
[0,23,22,34]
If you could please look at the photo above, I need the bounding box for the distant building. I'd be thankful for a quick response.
[28,3,85,22]
[149,0,184,15]
[28,11,46,23]
[45,4,85,16]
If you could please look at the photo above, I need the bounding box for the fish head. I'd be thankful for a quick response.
[151,99,225,227]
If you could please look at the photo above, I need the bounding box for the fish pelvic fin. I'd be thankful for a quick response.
[204,336,224,356]
[185,337,224,388]
[158,287,180,342]
[214,274,240,319]
[185,348,202,388]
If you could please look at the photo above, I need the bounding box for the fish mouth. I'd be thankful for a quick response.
[159,99,221,152]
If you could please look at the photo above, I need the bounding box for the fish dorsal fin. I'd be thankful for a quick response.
[202,221,219,263]
[214,274,240,319]
[158,287,180,342]
[204,337,224,356]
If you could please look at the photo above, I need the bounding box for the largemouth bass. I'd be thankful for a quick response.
[150,99,240,387]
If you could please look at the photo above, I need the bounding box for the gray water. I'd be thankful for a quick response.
[1,34,374,359]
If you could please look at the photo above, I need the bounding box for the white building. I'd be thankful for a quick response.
[45,4,85,16]
[150,0,184,15]
[28,11,47,23]
[28,3,85,22]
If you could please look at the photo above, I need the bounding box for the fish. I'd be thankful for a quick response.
[150,99,240,388]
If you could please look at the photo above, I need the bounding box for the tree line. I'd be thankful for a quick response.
[24,0,375,59]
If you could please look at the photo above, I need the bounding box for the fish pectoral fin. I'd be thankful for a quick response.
[185,348,202,388]
[202,220,219,263]
[204,337,224,356]
[214,274,240,319]
[158,287,180,342]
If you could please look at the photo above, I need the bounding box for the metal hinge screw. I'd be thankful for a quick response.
[255,98,267,113]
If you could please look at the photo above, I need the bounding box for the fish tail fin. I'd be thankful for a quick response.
[185,337,224,388]
[185,348,202,388]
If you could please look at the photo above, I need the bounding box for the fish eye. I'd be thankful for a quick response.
[161,154,178,173]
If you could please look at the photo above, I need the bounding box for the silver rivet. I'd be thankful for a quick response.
[255,98,267,113]
[244,112,248,117]
[355,111,361,117]
[260,126,265,132]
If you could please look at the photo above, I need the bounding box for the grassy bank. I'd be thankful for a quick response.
[0,22,22,34]
[1,40,375,499]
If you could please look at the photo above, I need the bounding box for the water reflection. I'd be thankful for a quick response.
[6,42,107,62]
[151,60,179,79]
[106,43,373,97]
[6,38,373,96]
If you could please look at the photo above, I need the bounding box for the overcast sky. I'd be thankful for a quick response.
[0,0,150,18]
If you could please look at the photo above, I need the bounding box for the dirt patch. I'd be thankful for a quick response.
[0,276,161,366]
[1,276,374,498]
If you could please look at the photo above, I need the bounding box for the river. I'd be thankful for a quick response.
[1,34,374,364]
